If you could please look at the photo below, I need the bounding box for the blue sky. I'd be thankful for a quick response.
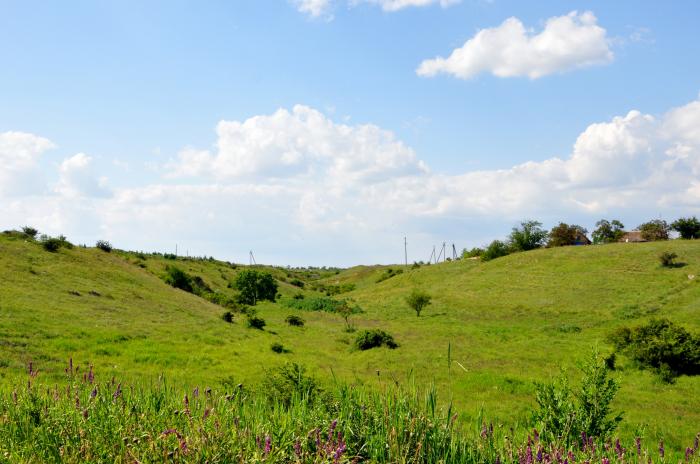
[1,0,700,265]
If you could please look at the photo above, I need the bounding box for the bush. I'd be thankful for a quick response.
[461,247,483,258]
[406,289,431,317]
[163,265,193,292]
[271,342,286,353]
[235,269,278,305]
[608,318,700,380]
[246,315,266,330]
[671,216,700,239]
[376,268,404,283]
[481,240,511,261]
[41,237,62,252]
[221,311,234,323]
[532,349,622,445]
[659,251,679,268]
[289,278,305,288]
[282,296,361,315]
[95,240,112,252]
[285,315,305,327]
[354,329,398,350]
[260,362,319,406]
[21,226,38,239]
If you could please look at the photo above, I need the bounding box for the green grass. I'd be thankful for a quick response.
[1,232,699,453]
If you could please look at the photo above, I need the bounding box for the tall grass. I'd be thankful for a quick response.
[1,362,698,463]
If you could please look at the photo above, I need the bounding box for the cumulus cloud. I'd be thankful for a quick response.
[4,96,700,265]
[0,131,55,196]
[293,0,333,19]
[351,0,460,12]
[417,11,613,79]
[55,153,110,198]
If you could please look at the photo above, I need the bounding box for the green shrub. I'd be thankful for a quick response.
[163,265,193,292]
[461,247,483,258]
[271,342,286,353]
[638,219,670,241]
[659,251,679,268]
[608,318,700,380]
[41,237,62,252]
[21,226,38,239]
[221,311,234,323]
[289,278,305,288]
[285,315,305,327]
[246,315,266,330]
[376,268,404,283]
[532,349,622,445]
[282,296,361,315]
[260,362,319,406]
[95,240,112,252]
[671,216,700,239]
[354,329,398,350]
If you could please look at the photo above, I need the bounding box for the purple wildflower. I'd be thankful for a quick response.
[526,445,533,464]
[495,455,501,464]
[536,447,543,462]
[636,437,642,456]
[91,386,97,399]
[193,386,199,398]
[602,458,610,464]
[695,434,699,452]
[88,365,94,384]
[686,447,693,462]
[329,419,338,442]
[581,432,588,451]
[82,409,88,419]
[659,440,665,459]
[112,383,122,400]
[203,408,211,420]
[294,440,302,458]
[264,435,271,456]
[69,357,73,375]
[533,429,539,442]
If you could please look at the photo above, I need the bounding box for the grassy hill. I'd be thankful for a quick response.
[0,232,698,449]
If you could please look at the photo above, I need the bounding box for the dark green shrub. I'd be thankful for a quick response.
[405,289,431,317]
[461,247,483,258]
[293,293,305,300]
[163,265,193,292]
[533,349,622,445]
[282,296,360,314]
[354,329,398,350]
[285,315,305,327]
[164,253,177,260]
[376,268,404,283]
[271,342,286,353]
[481,240,511,261]
[247,315,266,330]
[42,237,62,252]
[235,269,278,305]
[95,240,112,252]
[290,278,305,288]
[608,318,700,380]
[21,226,38,239]
[221,311,234,323]
[659,251,679,268]
[260,362,319,406]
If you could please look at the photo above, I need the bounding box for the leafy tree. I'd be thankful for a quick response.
[481,240,511,261]
[638,219,670,241]
[509,220,548,251]
[405,289,431,317]
[336,300,361,330]
[592,219,625,244]
[671,216,700,239]
[548,223,588,247]
[461,247,483,258]
[234,269,278,305]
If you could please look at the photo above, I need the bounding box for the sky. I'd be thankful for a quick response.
[1,0,700,266]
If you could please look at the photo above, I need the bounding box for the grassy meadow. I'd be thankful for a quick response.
[1,232,699,460]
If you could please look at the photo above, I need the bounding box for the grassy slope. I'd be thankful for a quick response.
[1,234,698,448]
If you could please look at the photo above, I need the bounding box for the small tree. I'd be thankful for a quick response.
[95,240,112,252]
[509,220,548,251]
[235,269,278,305]
[336,301,358,331]
[671,216,700,239]
[481,240,510,261]
[659,251,679,268]
[406,289,431,317]
[592,219,625,244]
[638,219,670,241]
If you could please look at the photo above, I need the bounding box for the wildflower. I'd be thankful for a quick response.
[695,434,699,452]
[536,447,543,462]
[495,456,501,464]
[686,447,693,462]
[526,445,533,464]
[294,440,302,458]
[11,390,17,404]
[602,458,610,464]
[90,386,97,399]
[82,409,88,419]
[533,429,539,442]
[581,432,588,451]
[264,435,271,456]
[87,365,94,384]
[69,357,73,375]
[636,437,642,456]
[113,383,122,400]
[193,386,199,398]
[203,408,211,420]
[659,440,665,459]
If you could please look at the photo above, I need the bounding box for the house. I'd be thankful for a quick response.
[620,231,647,243]
[573,230,592,245]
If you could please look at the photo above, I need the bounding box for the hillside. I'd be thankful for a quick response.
[0,233,698,449]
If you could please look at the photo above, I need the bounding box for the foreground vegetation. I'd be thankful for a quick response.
[1,230,699,458]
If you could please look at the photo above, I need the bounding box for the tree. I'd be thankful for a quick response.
[406,289,431,317]
[638,219,670,241]
[481,240,511,261]
[671,216,700,239]
[336,300,361,331]
[234,269,278,305]
[509,220,548,251]
[548,223,588,247]
[21,226,38,239]
[592,219,625,244]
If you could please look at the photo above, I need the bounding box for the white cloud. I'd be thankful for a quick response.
[293,0,333,19]
[55,153,110,198]
[351,0,460,12]
[417,11,613,79]
[4,96,700,265]
[0,131,55,196]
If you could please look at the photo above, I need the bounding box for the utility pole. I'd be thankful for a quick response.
[452,244,457,260]
[404,236,408,267]
[175,244,178,257]
[429,245,436,264]
[249,250,256,266]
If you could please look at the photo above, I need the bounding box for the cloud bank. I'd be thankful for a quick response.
[2,95,700,265]
[418,11,613,79]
